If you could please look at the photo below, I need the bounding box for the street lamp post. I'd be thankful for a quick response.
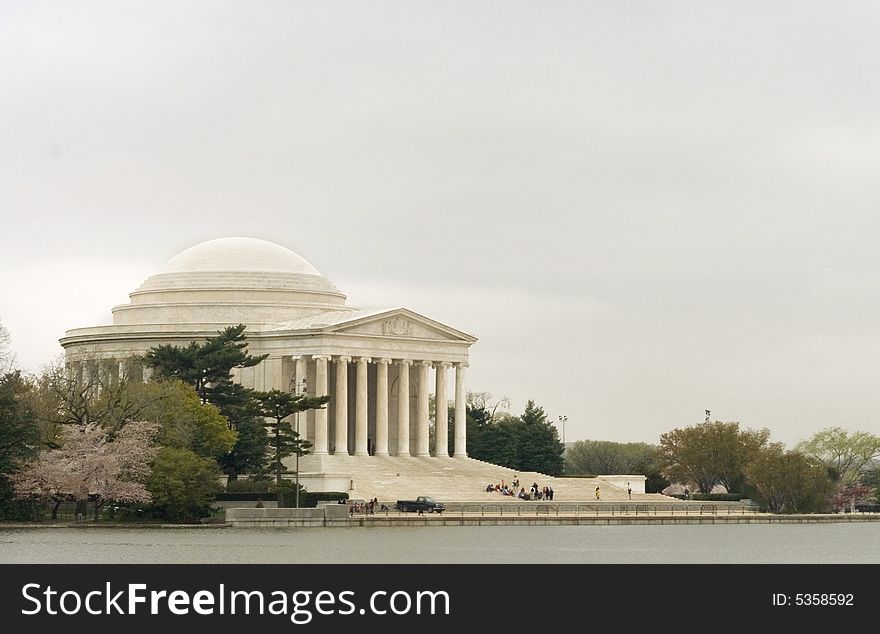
[296,377,308,509]
[558,415,567,474]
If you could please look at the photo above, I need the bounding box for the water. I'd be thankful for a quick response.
[2,524,878,564]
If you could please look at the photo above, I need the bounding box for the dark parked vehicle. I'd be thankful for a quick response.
[395,496,445,514]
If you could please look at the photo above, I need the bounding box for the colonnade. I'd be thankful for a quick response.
[283,355,467,458]
[67,354,468,458]
[65,357,146,387]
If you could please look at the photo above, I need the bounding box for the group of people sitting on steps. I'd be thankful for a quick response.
[484,478,554,501]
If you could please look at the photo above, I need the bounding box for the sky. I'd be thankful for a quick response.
[2,1,879,448]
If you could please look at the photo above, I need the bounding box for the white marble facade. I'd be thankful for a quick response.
[61,237,476,458]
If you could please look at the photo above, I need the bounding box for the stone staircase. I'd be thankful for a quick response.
[288,454,672,503]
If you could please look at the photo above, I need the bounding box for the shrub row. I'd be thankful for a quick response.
[278,489,349,508]
[224,479,271,493]
[667,493,748,502]
[215,492,278,502]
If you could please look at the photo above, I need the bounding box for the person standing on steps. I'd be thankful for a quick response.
[595,486,600,500]
[627,483,632,500]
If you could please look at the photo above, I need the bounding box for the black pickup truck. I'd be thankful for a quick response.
[395,496,445,514]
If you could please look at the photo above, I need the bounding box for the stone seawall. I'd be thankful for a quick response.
[225,508,880,528]
[344,514,880,526]
[225,506,349,528]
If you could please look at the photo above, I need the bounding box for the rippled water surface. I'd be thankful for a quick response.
[2,524,879,564]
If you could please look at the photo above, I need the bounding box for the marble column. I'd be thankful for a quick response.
[374,358,391,456]
[312,355,331,455]
[239,365,255,389]
[396,360,412,456]
[291,356,307,444]
[281,356,294,392]
[354,357,371,456]
[434,362,450,457]
[415,360,431,457]
[94,361,106,394]
[293,356,307,393]
[253,359,264,391]
[288,355,311,440]
[141,364,153,383]
[333,356,351,455]
[454,362,468,457]
[263,357,283,391]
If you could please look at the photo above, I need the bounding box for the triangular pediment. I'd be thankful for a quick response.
[325,308,477,342]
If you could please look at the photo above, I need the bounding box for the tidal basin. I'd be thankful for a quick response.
[2,524,879,564]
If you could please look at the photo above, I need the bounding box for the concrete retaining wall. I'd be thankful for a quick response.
[226,506,349,527]
[345,514,880,526]
[226,507,880,528]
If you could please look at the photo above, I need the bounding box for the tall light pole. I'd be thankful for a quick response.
[558,415,568,474]
[294,378,308,508]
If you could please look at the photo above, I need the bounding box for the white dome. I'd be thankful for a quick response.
[133,236,341,295]
[114,237,347,326]
[159,237,322,276]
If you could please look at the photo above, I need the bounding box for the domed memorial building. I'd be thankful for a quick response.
[61,237,479,487]
[62,237,648,501]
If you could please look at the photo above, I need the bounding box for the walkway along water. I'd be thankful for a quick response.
[223,503,880,528]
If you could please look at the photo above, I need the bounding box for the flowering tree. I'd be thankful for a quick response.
[830,484,875,514]
[12,422,158,520]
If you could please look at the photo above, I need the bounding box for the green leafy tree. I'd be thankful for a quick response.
[143,324,266,440]
[659,421,769,493]
[480,413,523,469]
[566,440,658,475]
[565,440,670,492]
[28,358,143,434]
[256,389,327,483]
[796,427,880,486]
[0,372,39,476]
[219,417,269,481]
[211,382,268,479]
[144,325,269,479]
[144,324,267,403]
[644,471,672,494]
[744,444,832,513]
[461,392,512,464]
[713,426,770,494]
[861,468,880,506]
[127,381,237,459]
[146,447,222,521]
[0,371,40,519]
[515,401,564,475]
[461,398,563,475]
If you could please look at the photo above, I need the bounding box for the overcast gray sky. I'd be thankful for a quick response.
[2,1,879,448]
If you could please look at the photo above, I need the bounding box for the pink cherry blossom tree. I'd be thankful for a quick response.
[830,483,875,514]
[12,421,159,521]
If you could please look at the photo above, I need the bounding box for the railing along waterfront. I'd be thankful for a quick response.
[349,501,763,518]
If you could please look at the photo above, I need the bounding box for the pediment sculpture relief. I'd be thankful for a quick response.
[382,316,412,336]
